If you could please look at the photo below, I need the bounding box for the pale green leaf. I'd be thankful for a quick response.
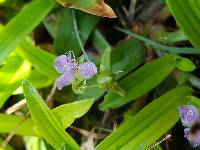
[22,79,79,149]
[0,55,31,108]
[52,98,94,128]
[0,0,56,64]
[96,86,192,150]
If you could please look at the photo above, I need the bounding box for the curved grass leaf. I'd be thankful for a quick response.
[52,98,94,128]
[57,0,116,18]
[0,55,31,108]
[0,113,38,136]
[100,54,176,110]
[116,27,200,54]
[22,79,79,149]
[0,0,56,64]
[166,0,200,48]
[96,86,192,150]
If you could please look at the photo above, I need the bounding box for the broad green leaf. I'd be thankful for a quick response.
[16,40,58,80]
[96,86,192,150]
[52,98,94,128]
[22,79,79,149]
[173,56,196,72]
[116,27,200,54]
[166,0,200,48]
[0,55,31,108]
[0,113,38,136]
[57,0,116,18]
[54,9,100,55]
[0,0,56,64]
[111,39,144,79]
[100,54,176,110]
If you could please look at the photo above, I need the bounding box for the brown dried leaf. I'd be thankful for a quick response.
[57,0,117,18]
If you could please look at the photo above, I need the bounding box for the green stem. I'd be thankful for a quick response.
[72,10,90,61]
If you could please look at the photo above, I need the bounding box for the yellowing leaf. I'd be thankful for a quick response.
[57,0,117,18]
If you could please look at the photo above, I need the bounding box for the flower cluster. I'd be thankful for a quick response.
[54,52,97,90]
[179,105,200,147]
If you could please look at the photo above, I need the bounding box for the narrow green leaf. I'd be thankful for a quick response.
[92,29,111,53]
[100,48,111,72]
[166,0,200,48]
[96,86,192,150]
[54,9,100,55]
[111,39,144,79]
[173,56,196,72]
[52,98,94,128]
[116,27,200,54]
[0,0,56,64]
[16,40,58,80]
[0,55,31,108]
[0,113,38,136]
[100,54,176,110]
[22,79,79,149]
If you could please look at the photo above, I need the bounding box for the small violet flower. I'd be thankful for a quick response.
[78,61,97,79]
[179,105,200,127]
[54,53,97,90]
[178,105,200,147]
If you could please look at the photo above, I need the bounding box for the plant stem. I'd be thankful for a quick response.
[72,10,90,61]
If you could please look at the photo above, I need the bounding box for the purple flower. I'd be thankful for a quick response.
[78,61,97,79]
[179,105,199,127]
[54,55,75,73]
[54,54,97,90]
[184,128,200,147]
[56,71,74,90]
[54,55,75,90]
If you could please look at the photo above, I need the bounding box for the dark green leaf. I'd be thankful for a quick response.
[100,54,176,110]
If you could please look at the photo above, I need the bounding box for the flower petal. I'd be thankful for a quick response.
[179,105,200,127]
[54,55,75,73]
[56,71,74,90]
[184,127,200,147]
[78,61,97,79]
